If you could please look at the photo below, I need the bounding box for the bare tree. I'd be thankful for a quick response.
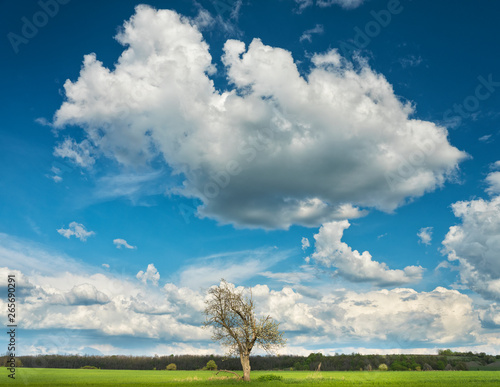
[203,279,286,382]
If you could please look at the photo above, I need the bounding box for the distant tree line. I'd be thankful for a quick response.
[4,350,499,371]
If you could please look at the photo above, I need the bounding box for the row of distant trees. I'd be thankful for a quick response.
[6,351,498,371]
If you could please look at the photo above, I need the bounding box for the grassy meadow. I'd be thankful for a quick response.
[1,368,500,386]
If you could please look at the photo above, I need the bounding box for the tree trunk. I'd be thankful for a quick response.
[240,353,251,382]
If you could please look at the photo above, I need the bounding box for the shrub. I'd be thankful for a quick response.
[258,374,283,381]
[445,364,453,371]
[390,361,408,371]
[3,358,23,367]
[423,363,433,371]
[80,365,98,369]
[205,360,217,370]
[456,362,467,371]
[378,363,388,371]
[166,363,177,370]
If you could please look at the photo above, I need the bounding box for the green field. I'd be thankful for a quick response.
[1,368,500,386]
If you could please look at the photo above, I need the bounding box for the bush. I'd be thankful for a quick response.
[258,374,283,381]
[166,363,177,370]
[3,358,23,367]
[455,362,467,371]
[423,363,433,371]
[390,361,408,371]
[378,363,388,371]
[205,360,217,370]
[80,365,98,369]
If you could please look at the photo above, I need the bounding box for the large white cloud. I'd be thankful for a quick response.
[309,220,424,286]
[0,234,492,356]
[314,286,479,346]
[229,283,480,347]
[442,194,500,300]
[53,5,466,229]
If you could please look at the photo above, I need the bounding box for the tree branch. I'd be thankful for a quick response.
[215,369,243,379]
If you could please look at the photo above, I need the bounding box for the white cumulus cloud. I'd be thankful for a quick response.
[63,283,110,305]
[486,171,500,195]
[417,226,433,245]
[136,263,160,286]
[442,195,500,300]
[57,222,95,241]
[0,237,495,355]
[53,6,466,229]
[310,220,424,286]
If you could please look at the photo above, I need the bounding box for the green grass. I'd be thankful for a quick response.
[1,368,500,386]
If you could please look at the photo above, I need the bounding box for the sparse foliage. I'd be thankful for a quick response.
[203,279,286,381]
[378,363,388,371]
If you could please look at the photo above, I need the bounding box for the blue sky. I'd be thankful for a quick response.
[1,0,500,357]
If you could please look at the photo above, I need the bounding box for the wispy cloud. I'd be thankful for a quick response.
[57,222,95,241]
[294,0,366,11]
[300,24,324,42]
[176,248,292,289]
[113,238,137,249]
[94,170,167,204]
[399,55,423,68]
[53,138,95,168]
[301,237,310,251]
[479,134,493,143]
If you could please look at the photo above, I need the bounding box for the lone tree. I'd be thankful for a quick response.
[203,279,286,382]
